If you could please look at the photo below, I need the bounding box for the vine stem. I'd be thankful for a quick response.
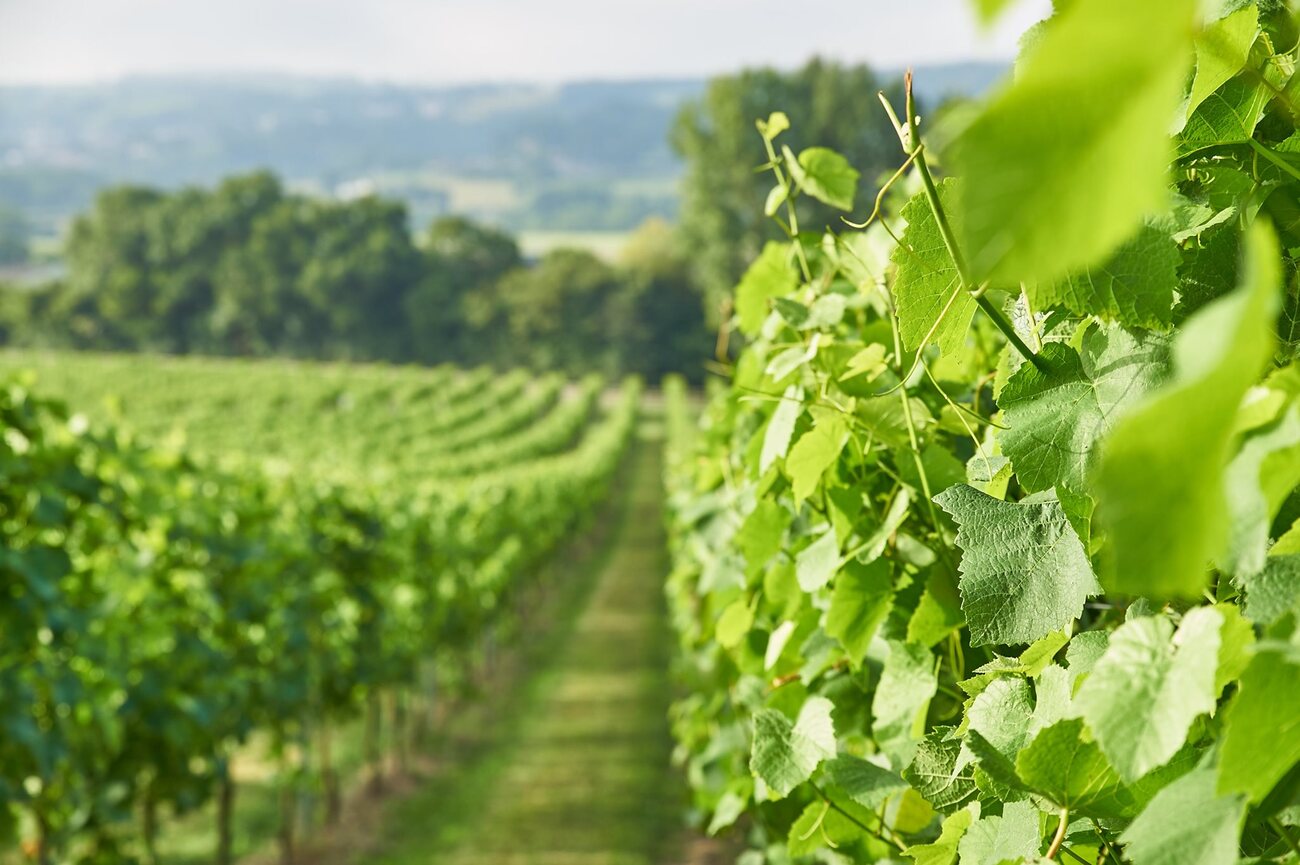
[1046,808,1070,860]
[1248,137,1300,184]
[882,74,1049,373]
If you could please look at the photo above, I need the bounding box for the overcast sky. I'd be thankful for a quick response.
[0,0,1051,86]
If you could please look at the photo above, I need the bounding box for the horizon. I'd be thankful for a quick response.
[0,0,1049,87]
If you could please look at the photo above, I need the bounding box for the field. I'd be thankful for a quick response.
[3,2,1300,865]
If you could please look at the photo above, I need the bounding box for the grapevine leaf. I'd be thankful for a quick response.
[1218,649,1300,803]
[1176,77,1272,159]
[716,599,755,649]
[761,387,803,472]
[827,754,909,809]
[1241,553,1300,624]
[1222,403,1300,578]
[1185,3,1259,122]
[893,180,978,357]
[934,484,1101,647]
[737,242,798,336]
[737,499,790,575]
[795,527,840,593]
[903,729,979,813]
[1015,718,1137,820]
[786,413,848,502]
[958,678,1034,772]
[1121,767,1246,865]
[1074,610,1221,782]
[953,0,1198,285]
[1028,224,1179,329]
[825,559,893,663]
[1093,222,1282,599]
[956,801,1041,865]
[750,696,837,799]
[999,327,1169,497]
[873,641,939,766]
[905,804,978,865]
[792,147,860,211]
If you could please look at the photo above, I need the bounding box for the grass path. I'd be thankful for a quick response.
[363,422,683,865]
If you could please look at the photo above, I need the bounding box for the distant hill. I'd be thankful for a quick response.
[0,62,1008,235]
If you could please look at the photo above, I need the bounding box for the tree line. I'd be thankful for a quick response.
[0,58,910,379]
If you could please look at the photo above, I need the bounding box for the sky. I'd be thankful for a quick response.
[0,0,1051,86]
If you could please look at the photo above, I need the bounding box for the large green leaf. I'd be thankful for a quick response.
[999,327,1169,497]
[1184,3,1259,122]
[934,485,1101,646]
[1015,718,1136,820]
[906,804,978,865]
[792,146,860,212]
[873,641,939,766]
[737,242,799,336]
[825,559,893,663]
[956,801,1041,865]
[1074,610,1221,782]
[1222,404,1300,578]
[786,410,848,502]
[1121,767,1246,865]
[750,696,837,798]
[953,0,1197,285]
[1028,224,1180,329]
[893,180,978,357]
[1218,648,1300,803]
[1093,222,1282,599]
[1176,77,1272,158]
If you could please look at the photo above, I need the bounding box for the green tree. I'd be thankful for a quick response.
[615,218,713,383]
[672,58,906,315]
[407,217,522,364]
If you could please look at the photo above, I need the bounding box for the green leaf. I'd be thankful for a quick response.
[1219,649,1300,803]
[786,412,848,502]
[904,729,979,813]
[716,598,755,649]
[759,110,791,141]
[792,147,860,211]
[737,499,791,575]
[1176,77,1272,158]
[893,180,979,357]
[1093,222,1282,599]
[934,485,1101,646]
[825,559,893,663]
[960,678,1035,771]
[1000,327,1169,497]
[956,801,1041,865]
[737,242,798,336]
[971,0,1021,24]
[906,804,978,865]
[761,386,803,473]
[1185,4,1259,121]
[1222,404,1300,578]
[1121,767,1246,865]
[1015,718,1136,820]
[787,793,870,857]
[750,696,837,799]
[873,641,939,766]
[827,754,909,809]
[1074,610,1221,782]
[1242,553,1300,624]
[795,527,840,593]
[1029,223,1179,329]
[953,0,1197,285]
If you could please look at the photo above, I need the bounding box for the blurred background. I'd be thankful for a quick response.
[0,0,1047,380]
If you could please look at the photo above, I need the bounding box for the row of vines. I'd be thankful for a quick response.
[0,358,639,863]
[663,0,1300,863]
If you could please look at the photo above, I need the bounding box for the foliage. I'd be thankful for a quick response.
[0,356,640,861]
[0,179,710,379]
[672,58,908,318]
[662,3,1300,864]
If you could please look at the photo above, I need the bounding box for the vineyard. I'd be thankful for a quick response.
[4,1,1300,865]
[0,351,641,862]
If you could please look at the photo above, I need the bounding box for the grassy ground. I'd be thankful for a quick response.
[362,421,683,865]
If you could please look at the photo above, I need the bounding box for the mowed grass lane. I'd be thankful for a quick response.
[365,423,682,865]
